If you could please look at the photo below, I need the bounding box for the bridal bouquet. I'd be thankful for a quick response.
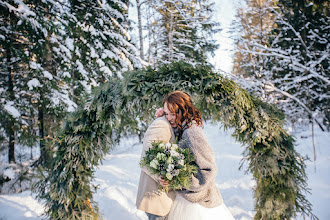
[140,141,197,193]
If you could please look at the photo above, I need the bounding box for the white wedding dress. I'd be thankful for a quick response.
[167,194,235,220]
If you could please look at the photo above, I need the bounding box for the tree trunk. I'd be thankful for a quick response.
[6,48,16,163]
[38,96,45,163]
[136,0,144,60]
[168,13,173,61]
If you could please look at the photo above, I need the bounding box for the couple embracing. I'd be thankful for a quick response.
[136,91,234,220]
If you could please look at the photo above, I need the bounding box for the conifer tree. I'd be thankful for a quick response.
[268,0,330,127]
[140,0,219,65]
[1,0,140,165]
[232,0,276,79]
[0,0,66,163]
[63,0,140,104]
[232,0,329,129]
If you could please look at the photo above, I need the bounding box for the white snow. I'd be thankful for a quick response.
[3,167,15,179]
[101,49,116,59]
[29,61,40,70]
[2,0,36,17]
[90,47,99,58]
[100,66,112,76]
[4,101,21,118]
[27,78,41,90]
[59,44,72,59]
[65,38,74,51]
[62,71,71,78]
[43,71,53,80]
[50,89,77,112]
[0,191,44,220]
[96,58,105,67]
[76,60,88,80]
[0,123,329,220]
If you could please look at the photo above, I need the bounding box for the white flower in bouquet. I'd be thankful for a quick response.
[166,172,173,180]
[166,164,175,172]
[171,144,179,150]
[170,149,180,157]
[140,141,198,193]
[159,143,165,149]
[167,156,173,164]
[150,159,159,169]
[156,152,166,160]
[171,169,179,176]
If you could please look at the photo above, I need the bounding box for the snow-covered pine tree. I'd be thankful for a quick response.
[0,1,22,163]
[1,0,141,165]
[232,0,329,129]
[31,0,142,218]
[0,0,77,165]
[232,0,277,93]
[62,0,141,104]
[140,0,219,65]
[1,1,50,163]
[267,0,330,129]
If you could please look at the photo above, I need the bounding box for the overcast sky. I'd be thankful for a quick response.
[209,0,244,73]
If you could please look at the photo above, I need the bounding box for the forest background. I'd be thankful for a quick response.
[0,0,329,219]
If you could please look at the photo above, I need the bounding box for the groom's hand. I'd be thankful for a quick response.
[159,178,169,187]
[155,108,165,118]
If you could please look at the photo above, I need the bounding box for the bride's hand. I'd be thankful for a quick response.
[159,178,169,187]
[155,108,165,118]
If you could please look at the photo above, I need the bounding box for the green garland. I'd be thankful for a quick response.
[34,61,316,219]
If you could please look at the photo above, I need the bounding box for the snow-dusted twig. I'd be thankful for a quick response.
[264,81,325,131]
[240,48,330,85]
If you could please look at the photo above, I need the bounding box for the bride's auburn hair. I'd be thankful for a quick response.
[163,91,203,131]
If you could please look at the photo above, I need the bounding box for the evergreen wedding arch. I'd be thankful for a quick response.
[34,62,315,219]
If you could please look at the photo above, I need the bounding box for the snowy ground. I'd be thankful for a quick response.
[0,122,329,220]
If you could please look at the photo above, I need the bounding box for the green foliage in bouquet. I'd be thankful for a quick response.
[140,142,197,193]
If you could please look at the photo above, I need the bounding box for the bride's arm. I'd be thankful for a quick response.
[181,126,217,192]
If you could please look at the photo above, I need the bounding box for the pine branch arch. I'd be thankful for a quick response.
[35,62,315,219]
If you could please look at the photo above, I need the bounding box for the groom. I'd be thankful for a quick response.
[136,113,175,220]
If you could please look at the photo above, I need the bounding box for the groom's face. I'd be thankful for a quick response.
[164,102,182,128]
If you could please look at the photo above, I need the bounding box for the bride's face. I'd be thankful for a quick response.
[164,102,182,128]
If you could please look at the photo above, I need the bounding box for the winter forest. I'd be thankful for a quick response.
[0,0,329,220]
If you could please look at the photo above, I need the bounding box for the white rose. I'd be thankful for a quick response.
[166,172,173,180]
[167,156,173,164]
[165,142,171,149]
[150,159,159,169]
[156,152,165,160]
[171,144,178,150]
[170,150,179,157]
[159,143,165,149]
[166,164,174,172]
[178,159,184,166]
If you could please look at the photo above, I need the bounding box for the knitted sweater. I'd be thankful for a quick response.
[177,122,223,208]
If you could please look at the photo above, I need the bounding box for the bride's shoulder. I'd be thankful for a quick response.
[182,123,204,138]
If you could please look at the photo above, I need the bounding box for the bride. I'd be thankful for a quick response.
[158,91,235,220]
